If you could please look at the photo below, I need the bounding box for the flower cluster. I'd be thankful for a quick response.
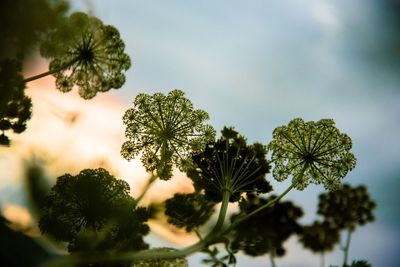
[0,59,31,146]
[299,221,340,253]
[164,192,215,232]
[40,12,131,99]
[39,168,149,253]
[318,184,376,230]
[121,89,215,180]
[187,127,272,202]
[231,194,303,257]
[268,118,356,190]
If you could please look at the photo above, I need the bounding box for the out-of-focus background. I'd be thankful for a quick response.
[1,0,399,266]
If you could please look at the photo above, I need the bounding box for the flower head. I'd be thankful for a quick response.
[231,194,303,257]
[187,127,272,202]
[40,12,131,99]
[268,118,356,190]
[299,221,340,253]
[317,184,376,230]
[121,89,215,180]
[164,192,215,232]
[39,168,149,252]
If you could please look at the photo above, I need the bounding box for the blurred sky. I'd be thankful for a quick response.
[1,0,400,266]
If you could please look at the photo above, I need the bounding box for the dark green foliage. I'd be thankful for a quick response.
[299,221,340,253]
[230,194,303,257]
[187,127,272,202]
[164,192,215,232]
[39,168,149,253]
[0,0,68,59]
[0,59,32,146]
[318,184,376,230]
[0,214,55,267]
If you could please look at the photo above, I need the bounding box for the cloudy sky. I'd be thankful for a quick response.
[1,0,400,266]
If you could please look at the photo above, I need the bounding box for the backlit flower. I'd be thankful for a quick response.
[121,89,215,180]
[187,127,272,202]
[40,12,130,99]
[268,118,356,190]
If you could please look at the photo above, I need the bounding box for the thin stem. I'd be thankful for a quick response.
[24,61,75,83]
[342,228,353,266]
[24,68,61,83]
[134,173,157,206]
[269,246,277,267]
[221,165,307,238]
[238,182,296,223]
[320,252,325,267]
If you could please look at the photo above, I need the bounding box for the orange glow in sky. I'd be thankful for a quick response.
[0,59,197,246]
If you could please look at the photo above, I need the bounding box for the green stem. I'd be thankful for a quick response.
[41,190,231,267]
[134,174,157,206]
[342,228,353,266]
[321,252,325,267]
[243,182,295,223]
[23,69,61,83]
[219,165,307,240]
[269,248,277,267]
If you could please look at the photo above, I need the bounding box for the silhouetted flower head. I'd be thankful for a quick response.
[131,247,188,267]
[121,89,215,180]
[268,118,356,190]
[40,12,131,99]
[164,192,215,232]
[187,127,272,202]
[318,184,376,230]
[299,221,340,253]
[39,168,149,252]
[231,194,303,257]
[0,59,31,146]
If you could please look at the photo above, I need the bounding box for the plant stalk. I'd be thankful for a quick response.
[134,174,157,206]
[24,69,61,83]
[269,248,277,267]
[342,228,353,266]
[24,62,72,83]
